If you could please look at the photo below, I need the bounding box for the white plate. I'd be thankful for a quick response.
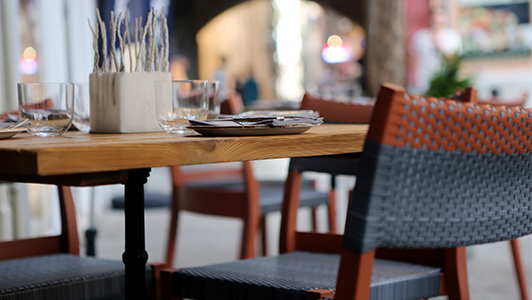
[188,125,315,136]
[0,128,26,140]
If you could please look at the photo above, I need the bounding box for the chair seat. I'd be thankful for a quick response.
[186,179,329,216]
[171,251,441,300]
[0,254,153,300]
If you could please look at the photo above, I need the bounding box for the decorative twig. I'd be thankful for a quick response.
[134,17,139,72]
[90,7,169,74]
[144,9,154,72]
[97,9,107,72]
[158,8,164,72]
[124,10,132,72]
[163,15,169,72]
[136,16,147,72]
[88,19,99,72]
[153,10,158,72]
[109,11,118,72]
[117,12,126,72]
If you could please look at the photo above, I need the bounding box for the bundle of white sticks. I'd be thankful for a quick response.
[88,7,169,73]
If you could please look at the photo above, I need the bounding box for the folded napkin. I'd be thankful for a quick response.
[189,116,323,127]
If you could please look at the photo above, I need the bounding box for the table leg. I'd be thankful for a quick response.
[122,168,151,299]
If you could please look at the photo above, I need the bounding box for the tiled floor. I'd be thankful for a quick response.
[86,164,532,300]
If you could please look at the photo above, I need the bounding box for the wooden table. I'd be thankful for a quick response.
[0,124,368,299]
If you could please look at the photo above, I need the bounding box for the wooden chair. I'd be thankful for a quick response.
[295,87,528,300]
[0,185,163,300]
[161,83,532,300]
[287,94,375,233]
[165,93,332,266]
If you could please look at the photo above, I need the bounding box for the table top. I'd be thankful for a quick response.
[0,124,368,185]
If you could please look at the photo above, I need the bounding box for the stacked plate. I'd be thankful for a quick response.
[188,113,323,137]
[0,120,28,140]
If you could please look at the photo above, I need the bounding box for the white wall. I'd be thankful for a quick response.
[0,0,20,111]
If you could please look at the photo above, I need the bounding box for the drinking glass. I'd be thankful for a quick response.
[155,80,208,135]
[207,81,221,119]
[72,83,90,132]
[17,83,74,137]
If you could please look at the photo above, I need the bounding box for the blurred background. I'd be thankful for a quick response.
[3,0,532,108]
[0,0,531,298]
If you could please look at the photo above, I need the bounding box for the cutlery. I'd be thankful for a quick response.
[7,119,29,129]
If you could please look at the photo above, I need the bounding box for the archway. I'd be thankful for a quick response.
[169,0,404,97]
[168,0,366,78]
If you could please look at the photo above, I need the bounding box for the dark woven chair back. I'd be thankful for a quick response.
[300,93,374,124]
[344,83,532,253]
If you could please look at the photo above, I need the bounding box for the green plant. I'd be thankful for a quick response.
[425,53,473,98]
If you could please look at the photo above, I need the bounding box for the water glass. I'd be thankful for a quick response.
[17,83,74,137]
[207,81,221,119]
[155,80,208,135]
[73,83,90,132]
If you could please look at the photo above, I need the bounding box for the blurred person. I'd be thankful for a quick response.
[211,56,233,99]
[409,7,462,94]
[170,55,190,80]
[240,69,259,105]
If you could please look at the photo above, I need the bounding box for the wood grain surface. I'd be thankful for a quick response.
[0,124,368,178]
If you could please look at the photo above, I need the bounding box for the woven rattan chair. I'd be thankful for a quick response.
[160,83,532,300]
[0,185,163,300]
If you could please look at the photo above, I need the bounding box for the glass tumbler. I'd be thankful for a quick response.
[207,81,221,119]
[17,83,74,137]
[72,83,90,132]
[155,80,208,135]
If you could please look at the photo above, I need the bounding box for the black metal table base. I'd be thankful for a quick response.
[122,168,151,299]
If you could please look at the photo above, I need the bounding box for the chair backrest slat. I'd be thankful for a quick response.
[343,83,532,253]
[300,93,374,124]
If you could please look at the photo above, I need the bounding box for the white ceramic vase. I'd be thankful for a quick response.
[89,72,171,133]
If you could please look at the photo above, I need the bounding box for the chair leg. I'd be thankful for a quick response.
[335,248,375,300]
[280,170,303,254]
[327,189,337,233]
[260,216,268,256]
[161,269,182,300]
[57,186,80,255]
[444,247,470,300]
[147,262,166,300]
[510,238,530,300]
[165,186,180,268]
[240,212,259,259]
[311,207,318,231]
[240,161,260,259]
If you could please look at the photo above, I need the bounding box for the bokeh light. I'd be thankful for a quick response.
[20,47,38,74]
[322,35,351,63]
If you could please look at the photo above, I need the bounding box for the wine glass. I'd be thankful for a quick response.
[155,80,208,135]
